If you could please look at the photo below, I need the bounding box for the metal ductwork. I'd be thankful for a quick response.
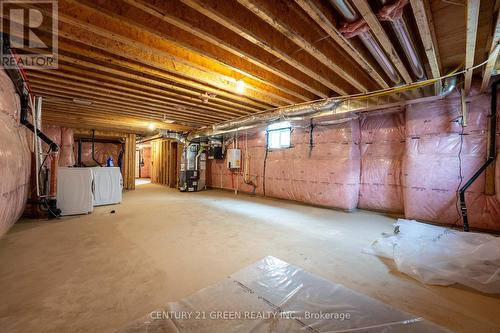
[187,99,342,141]
[439,75,457,97]
[379,0,425,80]
[330,0,402,84]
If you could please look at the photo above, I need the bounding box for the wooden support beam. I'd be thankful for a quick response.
[294,0,389,89]
[44,63,257,115]
[52,44,263,112]
[410,0,442,92]
[124,134,137,190]
[236,0,374,92]
[122,0,329,98]
[29,76,230,122]
[480,6,500,92]
[50,1,297,106]
[33,86,225,124]
[464,0,481,94]
[66,0,313,103]
[180,0,353,95]
[351,0,413,84]
[29,69,243,117]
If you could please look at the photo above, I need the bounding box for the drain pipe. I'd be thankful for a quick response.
[379,0,425,80]
[459,80,498,231]
[330,0,402,84]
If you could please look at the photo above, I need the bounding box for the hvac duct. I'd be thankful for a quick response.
[330,0,402,84]
[379,0,425,80]
[187,99,341,141]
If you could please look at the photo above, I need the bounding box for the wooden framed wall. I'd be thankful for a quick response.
[151,139,179,188]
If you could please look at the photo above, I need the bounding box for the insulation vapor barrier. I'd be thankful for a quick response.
[121,256,451,332]
[359,109,404,213]
[0,69,31,237]
[207,86,500,231]
[75,142,122,167]
[42,125,75,167]
[208,116,361,211]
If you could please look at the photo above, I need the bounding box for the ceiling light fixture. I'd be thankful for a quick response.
[235,80,245,94]
[148,123,156,131]
[72,98,93,105]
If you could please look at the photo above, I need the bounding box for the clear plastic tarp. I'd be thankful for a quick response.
[120,256,450,332]
[366,219,500,294]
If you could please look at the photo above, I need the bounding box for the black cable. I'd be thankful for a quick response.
[454,118,465,226]
[263,135,269,196]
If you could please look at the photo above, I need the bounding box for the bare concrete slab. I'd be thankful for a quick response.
[0,184,499,332]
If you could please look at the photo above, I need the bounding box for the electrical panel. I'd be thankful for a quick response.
[208,146,224,160]
[226,148,241,169]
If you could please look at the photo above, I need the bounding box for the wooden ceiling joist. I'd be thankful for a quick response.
[31,85,228,124]
[67,0,314,103]
[464,0,481,95]
[351,0,413,84]
[410,0,442,81]
[180,0,355,95]
[480,4,500,92]
[236,0,376,92]
[121,0,330,98]
[49,1,299,106]
[28,75,238,121]
[29,69,245,117]
[51,63,257,115]
[294,0,389,89]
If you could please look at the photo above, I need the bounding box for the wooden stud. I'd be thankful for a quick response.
[464,0,481,95]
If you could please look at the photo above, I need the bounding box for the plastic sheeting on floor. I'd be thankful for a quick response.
[366,219,500,294]
[120,256,450,333]
[0,69,31,237]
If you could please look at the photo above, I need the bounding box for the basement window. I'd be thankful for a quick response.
[267,121,291,149]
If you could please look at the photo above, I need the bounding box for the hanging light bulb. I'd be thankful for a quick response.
[148,123,156,131]
[235,80,245,94]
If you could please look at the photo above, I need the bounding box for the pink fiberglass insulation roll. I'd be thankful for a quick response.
[0,69,31,237]
[359,109,405,213]
[76,142,122,167]
[403,93,500,230]
[59,127,75,167]
[207,118,361,211]
[41,125,75,167]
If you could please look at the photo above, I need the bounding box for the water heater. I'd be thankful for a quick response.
[226,148,241,169]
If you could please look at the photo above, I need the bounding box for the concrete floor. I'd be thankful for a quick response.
[0,184,499,333]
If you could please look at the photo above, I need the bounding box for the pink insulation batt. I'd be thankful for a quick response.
[41,125,75,167]
[404,92,499,230]
[0,69,31,237]
[359,109,405,213]
[207,118,361,211]
[206,90,499,231]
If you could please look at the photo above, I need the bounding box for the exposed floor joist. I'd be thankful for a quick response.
[236,0,376,92]
[410,0,442,91]
[294,0,389,89]
[480,3,500,92]
[180,0,355,95]
[464,0,481,94]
